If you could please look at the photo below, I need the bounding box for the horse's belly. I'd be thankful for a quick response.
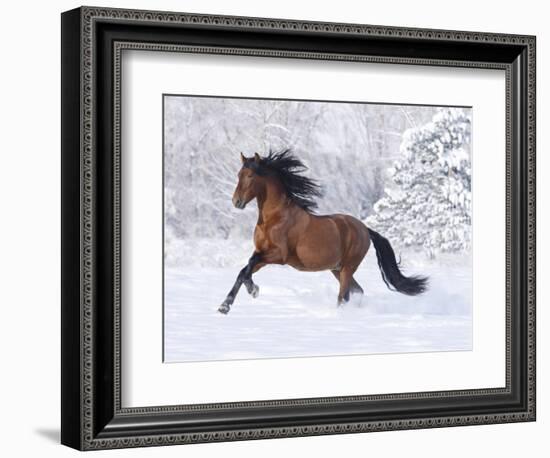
[292,248,341,271]
[291,220,342,271]
[287,255,334,272]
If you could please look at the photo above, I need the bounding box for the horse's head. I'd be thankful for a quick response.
[232,152,263,209]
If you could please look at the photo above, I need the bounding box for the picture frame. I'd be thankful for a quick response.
[61,5,536,451]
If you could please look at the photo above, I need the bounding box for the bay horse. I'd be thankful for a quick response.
[218,150,428,314]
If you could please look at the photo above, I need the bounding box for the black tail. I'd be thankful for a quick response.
[368,228,428,296]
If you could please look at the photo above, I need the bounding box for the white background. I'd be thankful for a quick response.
[0,0,545,457]
[123,52,505,406]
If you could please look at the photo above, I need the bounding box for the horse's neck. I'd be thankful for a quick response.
[256,179,291,223]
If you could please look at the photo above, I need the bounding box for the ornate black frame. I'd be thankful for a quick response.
[61,6,536,451]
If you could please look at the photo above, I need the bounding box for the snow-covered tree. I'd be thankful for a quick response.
[366,108,472,258]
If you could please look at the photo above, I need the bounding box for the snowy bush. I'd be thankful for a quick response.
[366,108,472,258]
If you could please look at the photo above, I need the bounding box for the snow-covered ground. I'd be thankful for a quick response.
[164,239,472,363]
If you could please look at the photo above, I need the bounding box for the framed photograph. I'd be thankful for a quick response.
[61,6,536,451]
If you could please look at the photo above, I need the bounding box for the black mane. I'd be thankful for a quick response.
[245,149,322,212]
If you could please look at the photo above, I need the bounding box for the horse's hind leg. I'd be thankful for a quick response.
[336,267,355,306]
[350,277,364,295]
[331,270,363,301]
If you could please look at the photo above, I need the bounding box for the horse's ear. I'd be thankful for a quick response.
[254,152,261,163]
[240,152,246,164]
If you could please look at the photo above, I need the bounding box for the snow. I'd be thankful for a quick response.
[163,240,472,363]
[162,100,473,363]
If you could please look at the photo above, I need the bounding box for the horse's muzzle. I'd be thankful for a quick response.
[232,196,246,209]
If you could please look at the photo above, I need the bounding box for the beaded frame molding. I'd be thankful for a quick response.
[61,6,536,451]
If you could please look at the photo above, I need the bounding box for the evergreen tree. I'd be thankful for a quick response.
[366,108,472,258]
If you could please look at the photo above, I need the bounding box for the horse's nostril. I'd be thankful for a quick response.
[233,197,243,209]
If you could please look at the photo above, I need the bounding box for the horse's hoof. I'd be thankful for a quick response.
[245,282,259,298]
[337,299,347,307]
[218,303,230,314]
[250,284,259,298]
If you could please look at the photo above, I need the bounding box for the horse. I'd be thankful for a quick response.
[218,149,428,314]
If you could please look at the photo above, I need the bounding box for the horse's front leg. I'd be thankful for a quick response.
[243,267,262,298]
[242,245,285,297]
[218,253,262,314]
